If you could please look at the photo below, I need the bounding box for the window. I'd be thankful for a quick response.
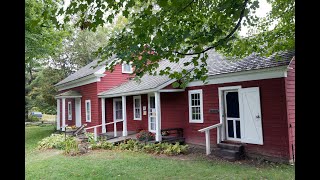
[113,98,123,120]
[122,63,133,73]
[85,100,91,122]
[133,96,141,120]
[68,102,72,120]
[188,89,204,123]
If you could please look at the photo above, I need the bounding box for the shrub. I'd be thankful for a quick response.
[37,134,66,150]
[136,130,155,141]
[28,115,40,122]
[63,136,79,155]
[163,142,188,155]
[91,141,115,150]
[37,134,79,155]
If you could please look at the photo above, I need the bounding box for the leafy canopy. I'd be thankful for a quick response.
[57,0,294,87]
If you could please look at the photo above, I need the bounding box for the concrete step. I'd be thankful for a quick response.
[212,146,245,161]
[217,143,244,152]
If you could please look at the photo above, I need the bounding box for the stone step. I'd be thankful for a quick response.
[217,143,244,152]
[212,147,244,161]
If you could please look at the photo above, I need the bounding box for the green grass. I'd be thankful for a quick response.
[26,125,295,180]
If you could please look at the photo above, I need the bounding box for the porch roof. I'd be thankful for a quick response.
[55,90,82,98]
[98,49,295,98]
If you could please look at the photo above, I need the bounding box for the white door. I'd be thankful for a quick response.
[224,90,241,141]
[75,98,82,127]
[148,95,156,132]
[239,87,263,145]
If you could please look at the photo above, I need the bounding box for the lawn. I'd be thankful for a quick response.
[26,125,295,180]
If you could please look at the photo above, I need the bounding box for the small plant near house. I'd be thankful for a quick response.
[37,134,79,155]
[136,130,155,141]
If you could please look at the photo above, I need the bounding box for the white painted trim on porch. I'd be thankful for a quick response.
[55,96,82,99]
[155,92,162,142]
[61,98,66,131]
[217,86,242,143]
[101,98,106,133]
[122,96,128,136]
[187,66,288,87]
[56,99,60,130]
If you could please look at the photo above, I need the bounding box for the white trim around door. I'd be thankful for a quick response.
[148,93,156,133]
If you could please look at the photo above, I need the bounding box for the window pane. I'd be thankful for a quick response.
[236,121,241,138]
[226,92,240,118]
[227,120,234,138]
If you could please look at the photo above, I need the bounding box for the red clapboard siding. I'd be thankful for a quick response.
[285,57,295,162]
[163,77,291,159]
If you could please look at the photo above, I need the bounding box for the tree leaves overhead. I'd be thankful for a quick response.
[57,0,294,87]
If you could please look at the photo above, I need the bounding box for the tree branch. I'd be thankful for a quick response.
[174,0,249,56]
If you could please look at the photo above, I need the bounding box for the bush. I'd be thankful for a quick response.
[91,141,115,150]
[136,130,155,141]
[28,115,40,122]
[37,134,66,150]
[163,142,188,155]
[37,134,79,155]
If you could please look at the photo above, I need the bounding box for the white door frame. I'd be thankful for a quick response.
[218,86,242,143]
[224,90,241,141]
[148,93,156,133]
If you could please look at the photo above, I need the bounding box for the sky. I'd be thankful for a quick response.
[63,0,272,36]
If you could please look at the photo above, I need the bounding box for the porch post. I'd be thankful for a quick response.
[62,98,66,131]
[75,98,82,127]
[101,98,106,133]
[122,96,127,136]
[56,99,60,130]
[155,92,162,142]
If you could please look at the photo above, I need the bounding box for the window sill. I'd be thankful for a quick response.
[189,120,204,123]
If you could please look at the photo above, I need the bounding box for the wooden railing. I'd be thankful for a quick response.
[198,123,223,155]
[84,120,124,141]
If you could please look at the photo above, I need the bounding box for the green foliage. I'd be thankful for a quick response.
[37,134,66,150]
[164,142,188,155]
[37,133,79,155]
[56,0,294,87]
[136,130,155,141]
[27,115,40,122]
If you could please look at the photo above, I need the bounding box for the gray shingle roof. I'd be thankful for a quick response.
[55,90,82,98]
[55,55,117,86]
[98,49,294,97]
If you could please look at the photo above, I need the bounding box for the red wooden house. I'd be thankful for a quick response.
[54,50,295,163]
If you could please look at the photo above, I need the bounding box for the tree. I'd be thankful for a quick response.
[25,0,69,120]
[57,0,294,88]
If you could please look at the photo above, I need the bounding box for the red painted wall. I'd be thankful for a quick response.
[160,78,291,160]
[285,58,295,162]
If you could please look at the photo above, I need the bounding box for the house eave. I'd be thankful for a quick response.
[55,73,106,91]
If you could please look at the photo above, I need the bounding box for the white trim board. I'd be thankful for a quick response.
[98,79,177,98]
[56,74,106,91]
[187,66,288,87]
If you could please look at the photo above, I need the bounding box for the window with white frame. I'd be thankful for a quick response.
[68,102,72,120]
[133,96,141,120]
[113,98,123,120]
[85,100,91,122]
[122,63,133,73]
[188,89,204,123]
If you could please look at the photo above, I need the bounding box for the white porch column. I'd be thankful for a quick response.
[101,98,106,133]
[62,98,66,131]
[75,98,82,127]
[122,96,127,136]
[56,99,60,130]
[155,92,162,142]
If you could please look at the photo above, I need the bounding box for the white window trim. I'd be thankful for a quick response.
[85,100,91,122]
[122,62,133,74]
[68,101,72,120]
[188,89,204,123]
[133,96,142,120]
[113,98,123,121]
